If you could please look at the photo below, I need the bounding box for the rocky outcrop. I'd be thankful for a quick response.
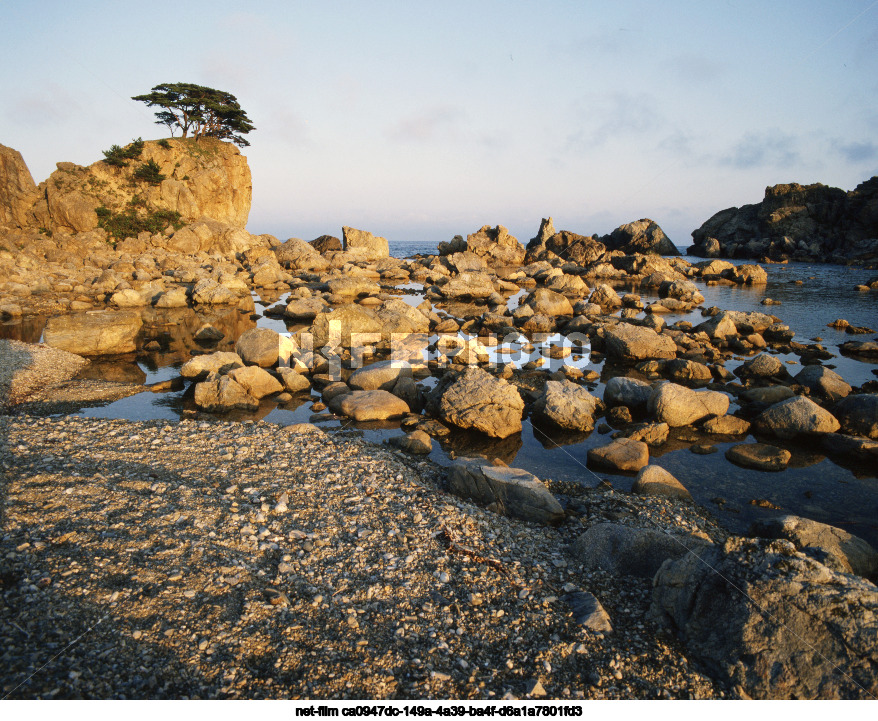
[651,536,878,698]
[688,177,878,264]
[0,143,38,227]
[16,138,251,235]
[342,226,389,261]
[602,218,678,256]
[466,225,526,266]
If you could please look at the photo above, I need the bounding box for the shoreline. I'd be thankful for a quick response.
[1,413,724,700]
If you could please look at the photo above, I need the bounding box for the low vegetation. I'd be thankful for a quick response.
[101,138,145,167]
[95,205,183,240]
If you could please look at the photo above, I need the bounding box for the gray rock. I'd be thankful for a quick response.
[755,395,840,439]
[647,382,730,427]
[735,353,791,381]
[388,430,433,455]
[603,376,653,408]
[702,415,751,435]
[794,366,851,402]
[562,591,613,633]
[571,522,709,578]
[740,385,796,406]
[725,442,791,471]
[227,366,283,399]
[604,323,677,363]
[447,458,564,525]
[427,366,524,439]
[533,380,603,431]
[832,393,878,440]
[651,537,878,699]
[277,367,311,393]
[587,437,649,472]
[750,515,878,578]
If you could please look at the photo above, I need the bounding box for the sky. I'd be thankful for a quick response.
[2,0,877,249]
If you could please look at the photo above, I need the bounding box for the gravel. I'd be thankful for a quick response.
[0,414,727,700]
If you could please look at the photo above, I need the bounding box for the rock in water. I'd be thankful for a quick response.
[604,323,677,363]
[755,395,840,439]
[533,380,602,431]
[447,458,564,524]
[651,536,878,699]
[333,390,409,421]
[427,366,524,439]
[587,437,649,472]
[631,465,692,500]
[725,442,791,471]
[832,393,878,440]
[194,376,259,412]
[43,310,143,356]
[647,382,730,427]
[342,226,389,261]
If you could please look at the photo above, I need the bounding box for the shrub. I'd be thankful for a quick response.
[101,138,145,167]
[133,159,166,185]
[96,207,183,240]
[157,139,171,149]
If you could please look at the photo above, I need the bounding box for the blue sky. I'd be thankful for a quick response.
[2,0,876,248]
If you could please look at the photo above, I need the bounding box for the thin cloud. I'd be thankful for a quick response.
[832,139,878,163]
[721,129,801,169]
[565,92,664,150]
[662,53,726,84]
[6,84,83,126]
[388,106,463,143]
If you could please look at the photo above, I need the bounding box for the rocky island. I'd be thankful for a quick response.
[1,138,877,700]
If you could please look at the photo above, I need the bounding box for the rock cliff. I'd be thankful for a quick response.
[689,177,878,264]
[1,137,251,235]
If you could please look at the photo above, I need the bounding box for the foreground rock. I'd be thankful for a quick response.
[193,376,259,412]
[572,523,709,578]
[725,443,791,471]
[332,390,410,421]
[604,323,677,364]
[631,465,692,500]
[750,515,878,578]
[43,310,143,356]
[652,537,878,698]
[448,459,564,525]
[532,380,602,431]
[755,395,840,439]
[427,367,524,438]
[587,438,649,472]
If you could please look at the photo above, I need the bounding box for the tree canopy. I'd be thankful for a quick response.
[132,83,255,147]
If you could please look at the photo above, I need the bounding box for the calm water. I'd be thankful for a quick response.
[4,248,877,545]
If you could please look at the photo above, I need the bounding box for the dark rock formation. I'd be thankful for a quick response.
[689,178,878,264]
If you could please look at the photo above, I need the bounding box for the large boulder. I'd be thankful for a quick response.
[448,458,564,525]
[0,143,38,227]
[466,225,526,266]
[587,437,649,472]
[794,366,851,402]
[274,238,330,271]
[602,218,678,255]
[43,310,142,356]
[755,395,841,439]
[180,351,244,380]
[309,305,385,349]
[524,287,574,316]
[832,394,878,440]
[750,515,878,578]
[647,382,729,427]
[533,380,603,431]
[342,226,389,261]
[235,328,286,368]
[348,359,413,391]
[604,323,677,363]
[332,390,409,421]
[631,465,692,500]
[438,272,496,299]
[603,376,653,408]
[651,536,878,699]
[571,522,709,578]
[227,365,283,399]
[427,366,524,438]
[193,376,259,413]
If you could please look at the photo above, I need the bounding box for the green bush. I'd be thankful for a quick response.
[101,138,144,167]
[96,207,183,240]
[157,139,171,149]
[133,159,166,185]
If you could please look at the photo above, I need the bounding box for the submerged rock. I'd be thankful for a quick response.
[587,437,649,472]
[725,442,791,471]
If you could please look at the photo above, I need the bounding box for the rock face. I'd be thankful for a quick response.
[651,537,878,699]
[447,458,564,525]
[43,310,143,356]
[571,523,708,578]
[755,395,841,439]
[533,380,602,431]
[647,382,730,427]
[604,323,677,363]
[466,225,526,266]
[17,138,251,234]
[832,393,878,440]
[602,218,679,256]
[750,515,878,578]
[427,367,524,438]
[0,143,38,227]
[526,226,606,265]
[342,226,389,261]
[688,177,878,264]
